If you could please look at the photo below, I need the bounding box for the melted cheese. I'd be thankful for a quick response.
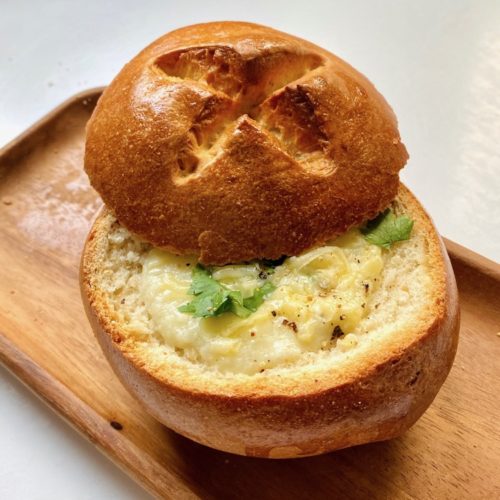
[139,229,384,374]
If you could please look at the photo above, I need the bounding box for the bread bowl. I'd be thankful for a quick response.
[81,22,459,457]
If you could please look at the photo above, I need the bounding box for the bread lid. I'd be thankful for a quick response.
[85,21,408,265]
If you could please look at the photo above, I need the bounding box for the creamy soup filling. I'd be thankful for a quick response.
[139,228,385,374]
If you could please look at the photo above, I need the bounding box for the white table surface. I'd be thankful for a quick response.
[1,0,499,498]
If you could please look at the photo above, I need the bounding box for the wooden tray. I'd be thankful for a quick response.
[0,89,499,500]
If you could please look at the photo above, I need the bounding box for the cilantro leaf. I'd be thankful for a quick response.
[178,265,275,318]
[362,209,414,249]
[243,282,276,312]
[178,288,230,318]
[228,290,252,318]
[188,264,219,294]
[177,265,230,317]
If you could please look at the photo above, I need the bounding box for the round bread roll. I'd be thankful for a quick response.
[85,21,409,265]
[81,185,459,458]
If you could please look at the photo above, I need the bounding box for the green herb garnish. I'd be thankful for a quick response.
[362,209,414,249]
[178,265,275,318]
[241,282,275,312]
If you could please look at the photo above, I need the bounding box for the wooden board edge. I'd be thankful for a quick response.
[0,87,105,157]
[0,333,197,500]
[444,237,500,281]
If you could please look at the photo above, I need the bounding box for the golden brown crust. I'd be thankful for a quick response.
[81,185,459,457]
[84,21,408,265]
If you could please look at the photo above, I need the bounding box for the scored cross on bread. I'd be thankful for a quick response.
[155,46,324,176]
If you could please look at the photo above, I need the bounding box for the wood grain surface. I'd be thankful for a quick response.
[0,90,499,500]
